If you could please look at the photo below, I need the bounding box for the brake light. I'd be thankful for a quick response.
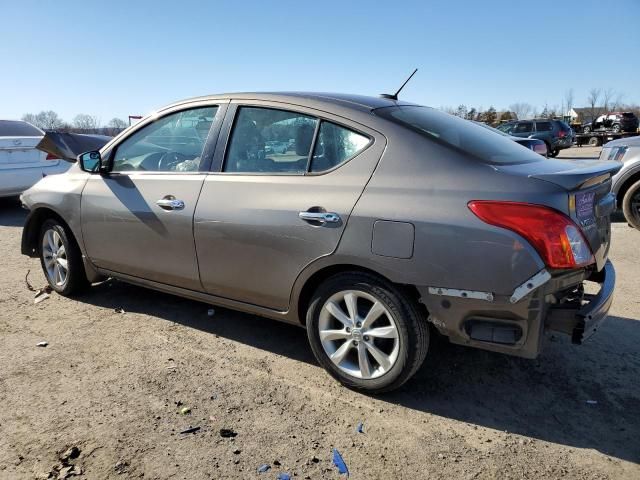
[45,153,59,160]
[468,201,594,269]
[558,130,566,138]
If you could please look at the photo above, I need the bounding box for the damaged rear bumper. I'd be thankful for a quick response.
[545,260,615,344]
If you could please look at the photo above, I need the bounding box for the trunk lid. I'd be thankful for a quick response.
[0,136,49,169]
[497,158,622,271]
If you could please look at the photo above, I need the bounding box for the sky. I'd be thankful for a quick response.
[2,0,639,124]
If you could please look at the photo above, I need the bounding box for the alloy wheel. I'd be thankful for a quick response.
[318,290,400,379]
[42,228,68,287]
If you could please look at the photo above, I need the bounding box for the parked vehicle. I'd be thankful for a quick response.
[475,122,548,156]
[583,112,639,134]
[600,135,640,230]
[22,93,619,393]
[496,119,573,157]
[574,130,639,147]
[0,120,71,197]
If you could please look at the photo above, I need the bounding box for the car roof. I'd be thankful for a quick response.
[161,92,419,115]
[604,135,640,147]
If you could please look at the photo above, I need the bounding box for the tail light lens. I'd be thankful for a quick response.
[558,130,566,138]
[45,153,60,160]
[468,201,594,269]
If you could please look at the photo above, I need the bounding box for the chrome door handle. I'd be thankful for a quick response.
[298,211,341,224]
[156,198,185,210]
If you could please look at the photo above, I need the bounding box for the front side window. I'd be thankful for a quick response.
[375,106,541,164]
[224,107,317,173]
[310,122,370,172]
[112,106,218,172]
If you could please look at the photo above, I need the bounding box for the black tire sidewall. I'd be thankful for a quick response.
[622,180,640,231]
[306,273,427,393]
[39,219,86,295]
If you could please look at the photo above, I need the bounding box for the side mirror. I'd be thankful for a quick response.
[78,150,108,174]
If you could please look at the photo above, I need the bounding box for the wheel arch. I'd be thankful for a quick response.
[615,170,640,209]
[295,263,424,326]
[21,207,69,257]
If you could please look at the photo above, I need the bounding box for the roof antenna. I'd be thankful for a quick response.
[380,68,418,100]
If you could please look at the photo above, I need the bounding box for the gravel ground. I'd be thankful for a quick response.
[1,147,639,479]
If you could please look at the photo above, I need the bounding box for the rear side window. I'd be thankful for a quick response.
[224,107,317,174]
[0,120,43,137]
[375,106,541,164]
[310,122,369,172]
[535,121,552,132]
[513,122,533,133]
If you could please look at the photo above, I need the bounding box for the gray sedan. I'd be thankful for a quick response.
[21,93,619,393]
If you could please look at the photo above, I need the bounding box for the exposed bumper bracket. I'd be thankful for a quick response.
[510,269,552,304]
[427,287,494,302]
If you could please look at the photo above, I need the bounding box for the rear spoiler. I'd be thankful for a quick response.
[36,132,112,162]
[529,161,622,190]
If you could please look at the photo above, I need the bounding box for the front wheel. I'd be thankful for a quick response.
[622,179,640,231]
[583,126,591,134]
[548,148,559,157]
[39,219,89,295]
[612,124,622,133]
[306,272,429,393]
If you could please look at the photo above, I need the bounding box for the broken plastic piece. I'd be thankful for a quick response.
[332,448,349,477]
[179,426,200,434]
[114,308,125,314]
[276,473,290,480]
[36,341,48,347]
[356,422,364,433]
[180,407,191,415]
[257,464,270,473]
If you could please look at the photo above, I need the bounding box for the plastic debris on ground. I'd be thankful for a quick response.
[114,308,125,314]
[36,341,49,347]
[180,407,191,415]
[356,422,364,433]
[257,464,271,473]
[276,473,291,480]
[332,448,349,477]
[179,426,200,434]
[34,288,51,304]
[219,428,237,438]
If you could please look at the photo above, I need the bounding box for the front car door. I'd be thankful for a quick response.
[81,102,227,290]
[194,101,385,311]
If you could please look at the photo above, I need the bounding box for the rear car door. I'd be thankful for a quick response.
[194,102,385,310]
[81,102,227,290]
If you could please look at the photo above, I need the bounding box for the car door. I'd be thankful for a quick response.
[81,102,227,290]
[194,102,385,311]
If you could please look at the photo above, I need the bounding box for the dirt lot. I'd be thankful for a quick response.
[1,146,639,479]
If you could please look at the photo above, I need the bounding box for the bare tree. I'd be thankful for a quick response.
[22,111,65,130]
[602,88,616,111]
[587,88,602,121]
[72,114,100,131]
[509,102,533,120]
[106,118,127,136]
[564,88,574,116]
[454,105,468,118]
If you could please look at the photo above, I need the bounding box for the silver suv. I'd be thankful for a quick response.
[21,93,618,393]
[600,135,640,229]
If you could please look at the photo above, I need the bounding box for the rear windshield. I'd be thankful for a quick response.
[375,106,542,164]
[0,120,43,137]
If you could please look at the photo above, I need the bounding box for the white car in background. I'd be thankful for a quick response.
[0,120,71,198]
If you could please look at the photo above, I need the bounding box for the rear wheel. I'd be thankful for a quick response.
[622,179,640,231]
[612,124,622,133]
[588,136,600,147]
[548,148,559,157]
[39,219,89,295]
[583,126,592,134]
[306,272,429,393]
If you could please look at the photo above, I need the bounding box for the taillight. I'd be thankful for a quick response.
[532,143,548,156]
[558,130,566,138]
[468,201,594,269]
[45,153,59,161]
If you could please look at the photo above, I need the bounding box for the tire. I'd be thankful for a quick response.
[612,124,621,133]
[622,179,640,231]
[588,136,600,147]
[306,272,429,394]
[548,148,559,157]
[583,126,591,134]
[39,218,89,295]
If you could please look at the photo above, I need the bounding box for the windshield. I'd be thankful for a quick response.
[474,121,510,137]
[375,106,542,164]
